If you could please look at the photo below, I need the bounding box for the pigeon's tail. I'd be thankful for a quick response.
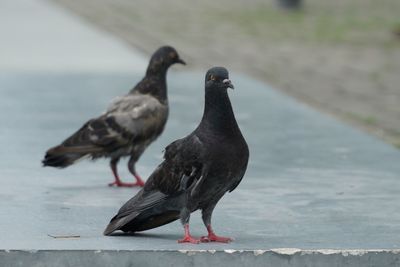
[42,145,97,168]
[103,209,180,236]
[103,190,180,236]
[103,212,140,236]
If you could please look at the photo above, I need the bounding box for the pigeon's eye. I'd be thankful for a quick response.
[169,52,176,59]
[210,75,216,81]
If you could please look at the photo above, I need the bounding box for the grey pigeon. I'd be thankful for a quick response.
[103,67,249,243]
[42,46,185,187]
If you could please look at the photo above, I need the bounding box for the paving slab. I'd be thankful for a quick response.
[1,71,400,267]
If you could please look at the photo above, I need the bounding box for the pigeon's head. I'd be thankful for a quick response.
[147,46,186,74]
[205,67,234,90]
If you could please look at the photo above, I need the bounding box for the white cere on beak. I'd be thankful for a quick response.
[223,79,234,89]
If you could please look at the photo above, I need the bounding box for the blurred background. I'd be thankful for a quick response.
[49,0,400,148]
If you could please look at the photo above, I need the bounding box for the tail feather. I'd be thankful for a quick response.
[42,145,94,168]
[42,118,107,168]
[103,189,181,235]
[103,210,180,236]
[103,212,140,236]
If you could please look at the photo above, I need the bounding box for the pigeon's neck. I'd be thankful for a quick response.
[133,71,168,101]
[146,63,169,77]
[199,89,240,136]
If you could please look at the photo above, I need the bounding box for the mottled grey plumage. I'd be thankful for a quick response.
[104,67,249,243]
[42,46,185,187]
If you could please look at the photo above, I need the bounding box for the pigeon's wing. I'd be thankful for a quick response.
[146,134,209,195]
[44,93,168,168]
[228,143,249,192]
[59,116,122,151]
[62,94,167,150]
[228,167,247,193]
[103,134,208,235]
[105,93,168,140]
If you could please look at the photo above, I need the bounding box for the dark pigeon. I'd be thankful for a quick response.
[103,67,249,243]
[42,46,185,187]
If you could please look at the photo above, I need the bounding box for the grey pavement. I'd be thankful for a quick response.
[0,0,147,72]
[1,0,400,266]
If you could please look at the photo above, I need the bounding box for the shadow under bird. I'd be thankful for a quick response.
[42,46,185,187]
[104,67,249,243]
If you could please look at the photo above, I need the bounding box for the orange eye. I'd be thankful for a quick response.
[210,75,216,81]
[169,52,176,59]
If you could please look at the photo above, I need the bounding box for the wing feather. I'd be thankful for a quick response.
[62,94,167,150]
[103,134,207,234]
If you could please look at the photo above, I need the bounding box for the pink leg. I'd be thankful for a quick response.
[200,225,233,243]
[178,224,200,244]
[108,162,140,187]
[127,158,145,187]
[132,171,145,187]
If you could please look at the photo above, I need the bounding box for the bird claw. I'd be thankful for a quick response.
[177,236,201,244]
[133,175,145,187]
[200,234,233,243]
[134,179,145,187]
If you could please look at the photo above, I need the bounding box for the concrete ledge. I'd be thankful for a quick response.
[2,249,400,267]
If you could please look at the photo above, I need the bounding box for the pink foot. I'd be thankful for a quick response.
[134,177,145,187]
[201,225,233,243]
[109,163,144,187]
[178,235,201,244]
[200,233,233,243]
[133,173,145,187]
[178,224,200,244]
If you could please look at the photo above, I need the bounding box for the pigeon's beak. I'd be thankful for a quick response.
[176,58,186,65]
[223,79,234,90]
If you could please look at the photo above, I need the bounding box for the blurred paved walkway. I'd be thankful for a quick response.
[1,0,400,266]
[0,0,147,72]
[50,0,400,147]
